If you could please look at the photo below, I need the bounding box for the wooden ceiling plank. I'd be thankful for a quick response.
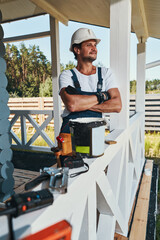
[30,0,68,26]
[132,0,149,43]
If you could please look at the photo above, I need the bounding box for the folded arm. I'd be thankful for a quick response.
[89,88,122,113]
[60,88,98,112]
[60,87,122,113]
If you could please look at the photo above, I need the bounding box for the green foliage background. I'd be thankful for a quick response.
[4,43,76,97]
[5,43,160,97]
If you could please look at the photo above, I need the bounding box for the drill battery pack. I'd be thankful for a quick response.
[60,154,84,169]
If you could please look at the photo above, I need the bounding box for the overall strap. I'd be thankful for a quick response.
[70,69,81,91]
[97,67,103,92]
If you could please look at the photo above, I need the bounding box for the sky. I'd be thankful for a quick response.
[2,14,160,81]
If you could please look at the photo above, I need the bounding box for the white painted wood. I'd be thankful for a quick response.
[0,73,7,88]
[110,0,131,129]
[0,118,10,134]
[97,215,116,240]
[10,114,20,128]
[0,112,145,238]
[132,0,149,42]
[21,115,27,145]
[88,183,96,240]
[126,162,134,214]
[31,0,68,25]
[10,110,54,115]
[136,42,146,112]
[0,148,13,164]
[146,60,160,69]
[70,197,88,240]
[25,113,54,147]
[97,173,125,234]
[10,110,55,151]
[3,31,50,43]
[0,88,9,103]
[0,103,10,120]
[12,144,52,153]
[50,16,62,140]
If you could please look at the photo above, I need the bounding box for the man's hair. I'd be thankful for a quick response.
[72,43,82,60]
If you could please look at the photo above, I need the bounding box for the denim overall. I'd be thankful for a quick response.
[60,67,103,133]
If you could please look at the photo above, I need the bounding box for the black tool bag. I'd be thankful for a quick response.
[60,154,89,178]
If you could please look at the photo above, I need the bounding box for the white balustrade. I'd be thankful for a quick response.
[0,112,145,240]
[10,110,55,152]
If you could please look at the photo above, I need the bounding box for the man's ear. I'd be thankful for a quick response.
[73,46,80,55]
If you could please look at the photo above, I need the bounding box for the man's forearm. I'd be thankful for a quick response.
[60,89,98,112]
[89,97,122,113]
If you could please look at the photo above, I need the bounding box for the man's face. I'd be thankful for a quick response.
[77,39,97,62]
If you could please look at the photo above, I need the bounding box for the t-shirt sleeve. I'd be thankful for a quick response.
[59,70,75,93]
[103,67,119,92]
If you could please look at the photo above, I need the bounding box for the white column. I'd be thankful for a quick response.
[136,42,146,112]
[110,0,131,130]
[136,42,146,163]
[50,16,61,142]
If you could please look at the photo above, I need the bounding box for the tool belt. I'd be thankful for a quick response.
[51,133,89,177]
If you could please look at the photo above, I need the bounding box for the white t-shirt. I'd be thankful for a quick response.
[59,67,119,117]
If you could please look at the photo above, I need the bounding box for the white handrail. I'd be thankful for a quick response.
[1,112,145,240]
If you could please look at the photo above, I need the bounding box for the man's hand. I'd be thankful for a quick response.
[89,88,122,113]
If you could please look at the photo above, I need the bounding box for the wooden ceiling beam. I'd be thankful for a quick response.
[30,0,68,26]
[132,0,149,43]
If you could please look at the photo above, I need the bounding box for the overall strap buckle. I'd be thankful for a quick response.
[70,69,81,91]
[97,67,103,92]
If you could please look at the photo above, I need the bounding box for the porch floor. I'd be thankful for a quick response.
[13,168,39,194]
[114,160,158,240]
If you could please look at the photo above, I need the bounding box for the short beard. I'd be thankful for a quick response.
[82,56,97,63]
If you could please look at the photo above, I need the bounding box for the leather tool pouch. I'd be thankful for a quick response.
[58,133,72,156]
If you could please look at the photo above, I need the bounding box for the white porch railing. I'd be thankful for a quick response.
[10,110,55,152]
[2,111,145,240]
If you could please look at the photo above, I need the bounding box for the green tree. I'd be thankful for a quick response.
[130,80,136,94]
[4,43,52,97]
[39,77,53,97]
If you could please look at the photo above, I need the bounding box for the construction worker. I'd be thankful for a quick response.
[59,28,122,133]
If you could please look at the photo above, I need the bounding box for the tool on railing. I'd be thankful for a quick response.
[20,220,72,240]
[0,189,54,240]
[51,133,73,167]
[25,167,69,194]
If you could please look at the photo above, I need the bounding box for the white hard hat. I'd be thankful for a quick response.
[70,28,101,52]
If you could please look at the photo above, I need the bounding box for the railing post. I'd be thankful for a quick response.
[136,42,146,113]
[110,0,131,130]
[21,115,27,145]
[50,16,61,142]
[136,42,146,164]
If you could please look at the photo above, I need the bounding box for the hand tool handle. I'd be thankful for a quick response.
[25,172,50,191]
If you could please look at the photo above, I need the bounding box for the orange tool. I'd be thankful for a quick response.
[20,220,72,240]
